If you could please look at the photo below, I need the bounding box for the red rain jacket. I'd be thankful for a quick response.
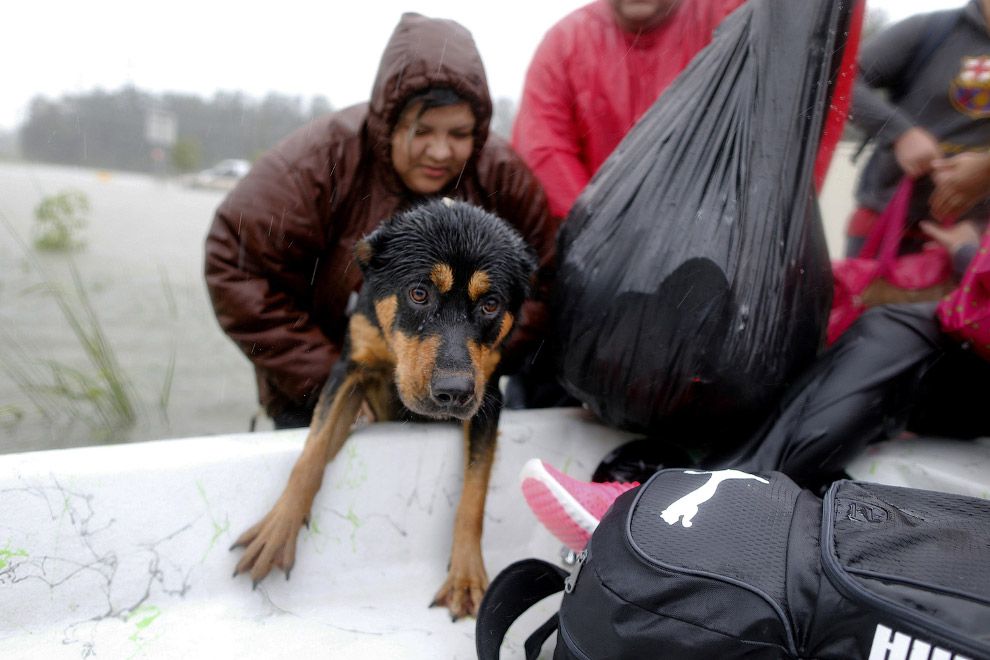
[512,0,861,219]
[511,0,746,219]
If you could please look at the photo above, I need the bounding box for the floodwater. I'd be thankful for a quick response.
[0,161,271,454]
[0,151,859,454]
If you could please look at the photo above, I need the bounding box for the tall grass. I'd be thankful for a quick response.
[156,263,177,424]
[1,212,137,434]
[32,189,88,251]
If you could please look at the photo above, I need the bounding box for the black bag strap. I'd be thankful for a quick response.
[524,611,563,660]
[475,558,569,660]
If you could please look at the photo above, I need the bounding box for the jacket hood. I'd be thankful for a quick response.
[367,12,492,175]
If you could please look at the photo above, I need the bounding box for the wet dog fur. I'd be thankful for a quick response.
[230,198,538,620]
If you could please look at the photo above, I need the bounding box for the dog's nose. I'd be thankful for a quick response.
[431,374,475,409]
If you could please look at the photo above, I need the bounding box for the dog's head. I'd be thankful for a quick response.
[353,199,538,420]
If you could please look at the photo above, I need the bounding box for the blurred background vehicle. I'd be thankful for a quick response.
[181,158,251,190]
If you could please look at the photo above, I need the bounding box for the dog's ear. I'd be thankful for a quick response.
[523,245,540,295]
[355,219,400,273]
[354,238,375,271]
[354,225,392,273]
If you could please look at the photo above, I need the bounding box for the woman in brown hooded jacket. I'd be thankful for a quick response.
[205,13,555,427]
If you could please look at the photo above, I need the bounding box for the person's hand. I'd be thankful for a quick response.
[892,126,943,179]
[919,219,983,256]
[929,151,990,221]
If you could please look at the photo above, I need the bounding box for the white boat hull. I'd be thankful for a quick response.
[1,408,987,659]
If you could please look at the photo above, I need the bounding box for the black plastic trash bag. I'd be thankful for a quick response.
[553,0,859,441]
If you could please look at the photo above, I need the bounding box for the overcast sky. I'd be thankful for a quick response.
[1,0,964,131]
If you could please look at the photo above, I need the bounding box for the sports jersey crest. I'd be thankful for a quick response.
[951,56,990,118]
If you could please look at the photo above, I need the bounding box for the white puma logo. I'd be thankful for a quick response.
[660,470,769,528]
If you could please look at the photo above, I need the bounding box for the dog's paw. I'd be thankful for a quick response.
[429,557,489,621]
[230,496,310,586]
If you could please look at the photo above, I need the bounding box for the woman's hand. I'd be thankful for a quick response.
[929,152,990,221]
[919,219,983,256]
[893,126,943,179]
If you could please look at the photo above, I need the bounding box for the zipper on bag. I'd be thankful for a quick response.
[564,548,587,594]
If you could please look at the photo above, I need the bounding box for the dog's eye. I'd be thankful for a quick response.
[482,297,500,315]
[409,287,429,304]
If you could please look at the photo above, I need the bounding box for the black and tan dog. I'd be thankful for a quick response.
[231,198,538,620]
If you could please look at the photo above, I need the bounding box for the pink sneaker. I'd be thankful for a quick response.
[519,458,639,552]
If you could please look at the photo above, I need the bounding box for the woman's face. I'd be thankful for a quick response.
[391,102,475,195]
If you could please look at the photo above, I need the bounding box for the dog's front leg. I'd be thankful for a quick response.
[431,385,500,620]
[232,372,364,586]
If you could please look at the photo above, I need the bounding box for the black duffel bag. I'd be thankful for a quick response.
[477,469,990,659]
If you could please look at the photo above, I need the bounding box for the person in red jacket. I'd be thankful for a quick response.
[511,0,746,222]
[504,0,746,409]
[505,0,862,409]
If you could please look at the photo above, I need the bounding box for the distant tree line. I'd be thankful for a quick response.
[17,85,519,175]
[19,86,333,174]
[14,3,891,177]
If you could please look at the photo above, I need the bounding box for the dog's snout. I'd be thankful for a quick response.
[431,374,475,409]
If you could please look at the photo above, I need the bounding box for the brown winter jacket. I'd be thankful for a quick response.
[204,13,556,417]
